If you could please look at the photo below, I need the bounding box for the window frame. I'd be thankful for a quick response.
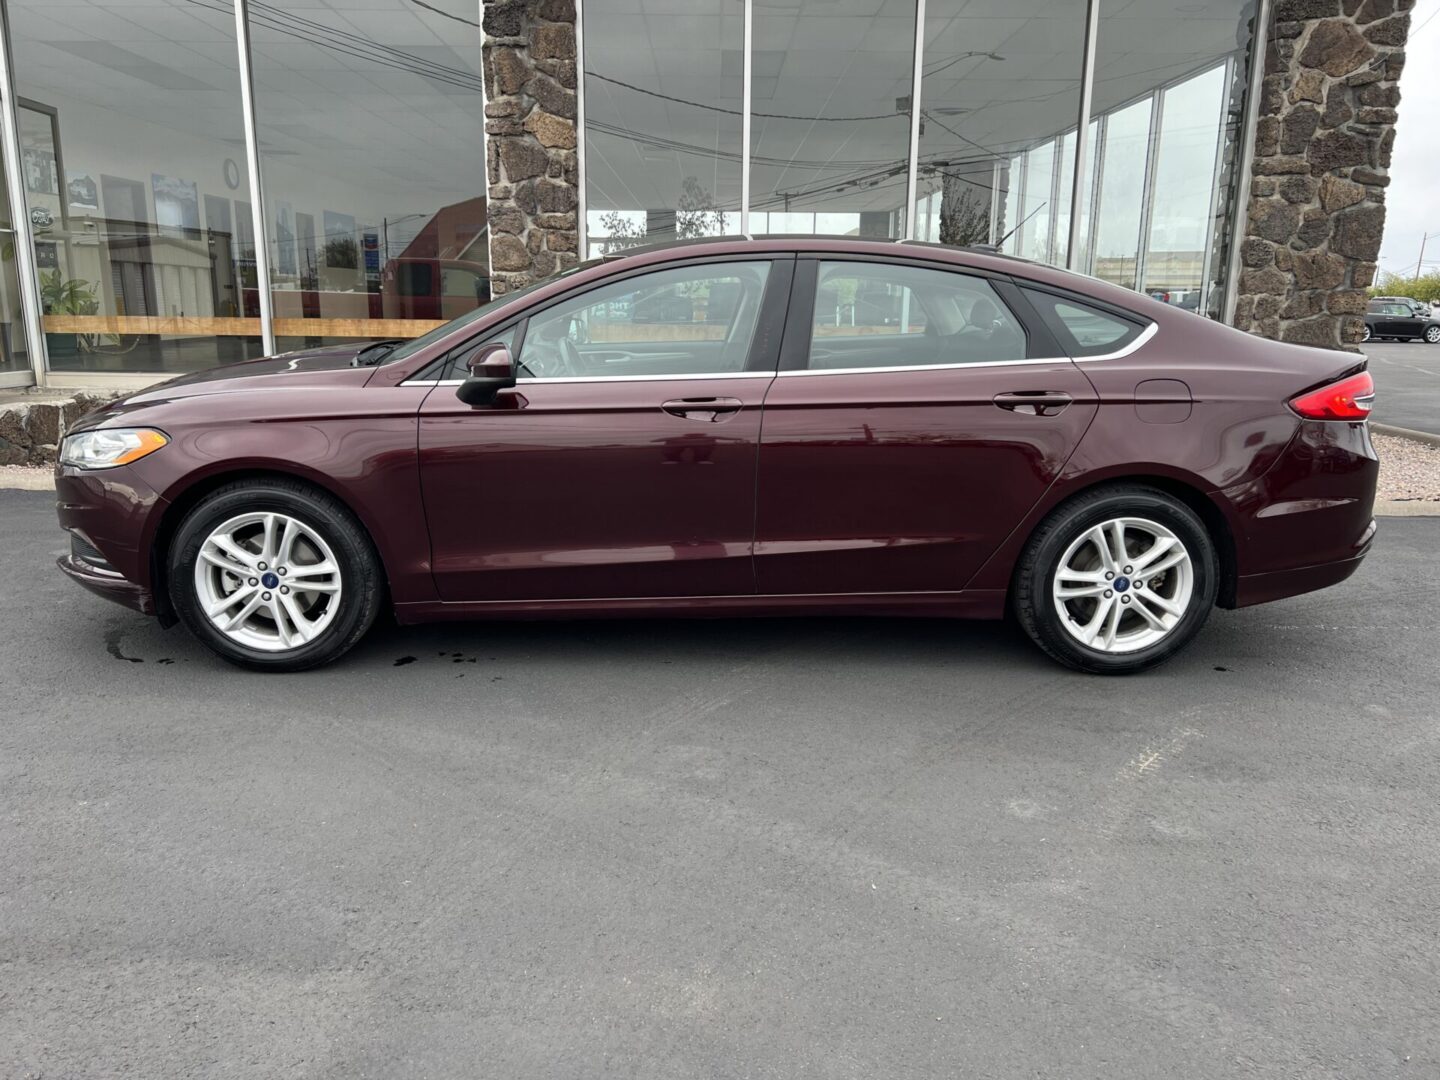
[404,254,794,385]
[1009,280,1156,362]
[518,259,774,380]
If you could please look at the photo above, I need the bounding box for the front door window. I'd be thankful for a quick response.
[519,261,772,380]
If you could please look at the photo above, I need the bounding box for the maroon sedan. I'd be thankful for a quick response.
[55,237,1378,674]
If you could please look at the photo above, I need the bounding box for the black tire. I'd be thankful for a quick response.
[167,478,384,671]
[1361,325,1372,342]
[1426,326,1440,344]
[1013,485,1220,675]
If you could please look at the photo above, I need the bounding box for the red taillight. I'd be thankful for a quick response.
[1289,370,1375,421]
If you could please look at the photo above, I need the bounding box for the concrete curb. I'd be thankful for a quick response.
[1372,422,1440,449]
[0,468,54,492]
[1373,499,1440,517]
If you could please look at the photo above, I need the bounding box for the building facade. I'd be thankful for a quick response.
[0,0,1412,396]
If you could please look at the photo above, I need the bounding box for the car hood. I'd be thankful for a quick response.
[71,343,384,430]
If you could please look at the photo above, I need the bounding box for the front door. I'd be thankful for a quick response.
[419,258,788,602]
[754,259,1101,596]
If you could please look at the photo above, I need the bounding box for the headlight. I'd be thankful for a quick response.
[59,428,169,470]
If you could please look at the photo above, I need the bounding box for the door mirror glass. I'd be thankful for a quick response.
[456,342,517,406]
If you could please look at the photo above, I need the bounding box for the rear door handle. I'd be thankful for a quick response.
[993,391,1073,416]
[662,396,744,423]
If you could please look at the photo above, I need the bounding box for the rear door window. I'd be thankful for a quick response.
[806,261,1029,370]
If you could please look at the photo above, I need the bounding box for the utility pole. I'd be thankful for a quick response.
[1417,231,1434,280]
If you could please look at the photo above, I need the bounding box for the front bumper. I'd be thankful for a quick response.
[56,552,156,615]
[54,463,167,614]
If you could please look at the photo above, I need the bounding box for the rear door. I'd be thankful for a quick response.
[753,258,1101,596]
[419,257,790,602]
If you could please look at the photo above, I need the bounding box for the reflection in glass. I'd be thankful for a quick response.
[1143,66,1227,309]
[583,0,742,256]
[0,146,33,376]
[1089,98,1151,289]
[1086,0,1249,312]
[912,2,1086,263]
[249,0,490,352]
[750,0,915,238]
[9,0,259,372]
[1019,140,1055,264]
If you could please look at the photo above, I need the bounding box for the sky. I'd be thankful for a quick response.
[1377,0,1440,281]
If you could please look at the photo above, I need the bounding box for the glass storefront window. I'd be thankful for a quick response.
[246,0,489,352]
[1018,140,1055,264]
[1143,65,1227,309]
[1086,0,1249,311]
[583,0,742,257]
[9,0,260,373]
[0,148,32,379]
[912,2,1086,262]
[1089,98,1152,290]
[0,0,1262,382]
[750,0,915,239]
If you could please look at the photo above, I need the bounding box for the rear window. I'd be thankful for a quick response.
[1021,288,1147,358]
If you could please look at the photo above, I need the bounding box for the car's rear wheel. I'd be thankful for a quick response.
[1426,325,1440,344]
[1014,486,1219,675]
[1362,324,1372,342]
[168,479,383,671]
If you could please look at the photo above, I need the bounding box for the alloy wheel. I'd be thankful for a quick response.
[1051,516,1195,654]
[1426,326,1440,344]
[193,511,343,652]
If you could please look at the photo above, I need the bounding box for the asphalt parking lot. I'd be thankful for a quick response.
[3,488,1438,1079]
[1366,340,1440,435]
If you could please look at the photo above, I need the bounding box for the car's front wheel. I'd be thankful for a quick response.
[1426,325,1440,344]
[1014,486,1219,675]
[168,479,383,671]
[1362,324,1372,342]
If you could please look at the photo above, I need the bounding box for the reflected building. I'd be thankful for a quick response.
[0,0,1415,389]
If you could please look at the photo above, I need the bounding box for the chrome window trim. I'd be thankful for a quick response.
[780,318,1157,377]
[778,357,1069,377]
[404,370,776,388]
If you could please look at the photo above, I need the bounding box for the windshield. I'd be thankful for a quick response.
[384,258,603,364]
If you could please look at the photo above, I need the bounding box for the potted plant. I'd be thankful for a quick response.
[39,269,101,359]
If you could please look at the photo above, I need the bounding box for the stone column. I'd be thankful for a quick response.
[482,0,581,296]
[1232,0,1411,350]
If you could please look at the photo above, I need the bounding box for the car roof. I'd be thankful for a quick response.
[589,234,1175,317]
[600,233,1030,268]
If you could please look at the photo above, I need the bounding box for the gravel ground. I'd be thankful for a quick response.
[1374,433,1440,502]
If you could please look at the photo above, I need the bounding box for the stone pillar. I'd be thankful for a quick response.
[1233,0,1411,350]
[482,0,581,296]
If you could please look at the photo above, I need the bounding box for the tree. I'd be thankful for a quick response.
[596,211,646,255]
[1370,270,1440,305]
[676,177,728,239]
[938,176,991,248]
[324,236,359,270]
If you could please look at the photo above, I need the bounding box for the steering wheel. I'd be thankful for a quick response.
[557,335,586,377]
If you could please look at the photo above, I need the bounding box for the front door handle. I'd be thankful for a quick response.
[993,390,1073,416]
[661,396,744,423]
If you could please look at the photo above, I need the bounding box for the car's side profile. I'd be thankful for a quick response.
[56,237,1378,674]
[1362,299,1440,343]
